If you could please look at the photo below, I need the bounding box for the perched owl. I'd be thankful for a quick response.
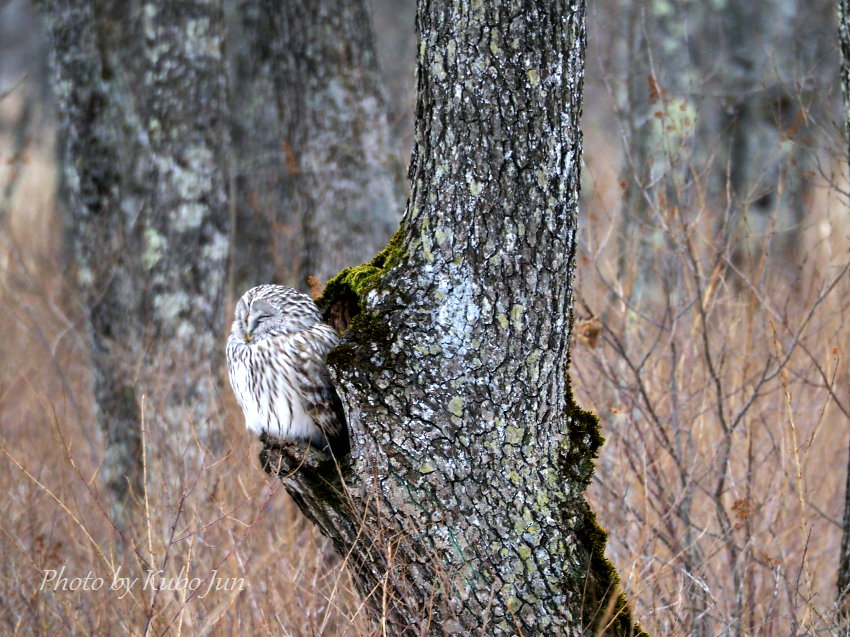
[226,284,349,457]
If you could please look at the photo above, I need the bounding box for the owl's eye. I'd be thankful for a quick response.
[246,299,278,335]
[248,312,271,333]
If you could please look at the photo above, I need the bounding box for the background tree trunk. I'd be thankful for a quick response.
[612,0,697,299]
[265,0,402,285]
[42,0,231,512]
[609,0,835,291]
[700,0,821,266]
[225,0,293,290]
[262,1,639,634]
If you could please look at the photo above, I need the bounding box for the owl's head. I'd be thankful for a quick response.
[231,284,321,343]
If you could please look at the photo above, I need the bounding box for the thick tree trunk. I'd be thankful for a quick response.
[265,0,402,285]
[42,0,230,511]
[262,1,639,634]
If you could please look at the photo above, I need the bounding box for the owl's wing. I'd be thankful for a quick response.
[291,324,349,456]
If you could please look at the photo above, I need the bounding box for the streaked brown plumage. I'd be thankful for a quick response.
[226,284,348,456]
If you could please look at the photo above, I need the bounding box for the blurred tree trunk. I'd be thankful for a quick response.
[261,1,640,634]
[700,0,837,265]
[615,0,834,286]
[42,0,230,513]
[265,0,402,285]
[614,1,698,299]
[225,0,404,291]
[224,0,292,289]
[836,0,850,620]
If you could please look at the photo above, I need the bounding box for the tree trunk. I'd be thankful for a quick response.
[225,0,292,289]
[261,1,640,634]
[694,0,832,264]
[42,0,231,511]
[138,1,231,454]
[612,0,699,300]
[265,0,402,285]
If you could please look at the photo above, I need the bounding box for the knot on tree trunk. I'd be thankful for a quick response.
[258,433,350,497]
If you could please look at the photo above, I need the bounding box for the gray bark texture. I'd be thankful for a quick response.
[265,0,402,285]
[837,0,850,617]
[42,0,231,510]
[261,1,641,634]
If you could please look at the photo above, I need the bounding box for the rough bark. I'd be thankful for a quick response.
[262,1,639,634]
[42,0,230,510]
[265,0,402,285]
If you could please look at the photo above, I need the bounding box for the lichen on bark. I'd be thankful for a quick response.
[263,1,643,634]
[42,0,231,512]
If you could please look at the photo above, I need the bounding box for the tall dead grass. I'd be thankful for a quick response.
[575,79,850,634]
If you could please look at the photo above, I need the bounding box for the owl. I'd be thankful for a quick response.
[226,284,349,457]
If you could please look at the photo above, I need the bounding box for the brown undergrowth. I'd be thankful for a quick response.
[573,93,850,634]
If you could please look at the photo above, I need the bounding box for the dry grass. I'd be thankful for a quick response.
[0,90,375,637]
[574,82,850,634]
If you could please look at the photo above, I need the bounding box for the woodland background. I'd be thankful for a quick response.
[1,0,849,634]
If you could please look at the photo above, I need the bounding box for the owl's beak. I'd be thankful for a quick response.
[244,331,252,343]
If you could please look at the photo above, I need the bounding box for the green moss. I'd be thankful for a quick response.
[577,502,647,636]
[320,228,407,373]
[562,352,646,635]
[318,227,406,316]
[562,381,604,485]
